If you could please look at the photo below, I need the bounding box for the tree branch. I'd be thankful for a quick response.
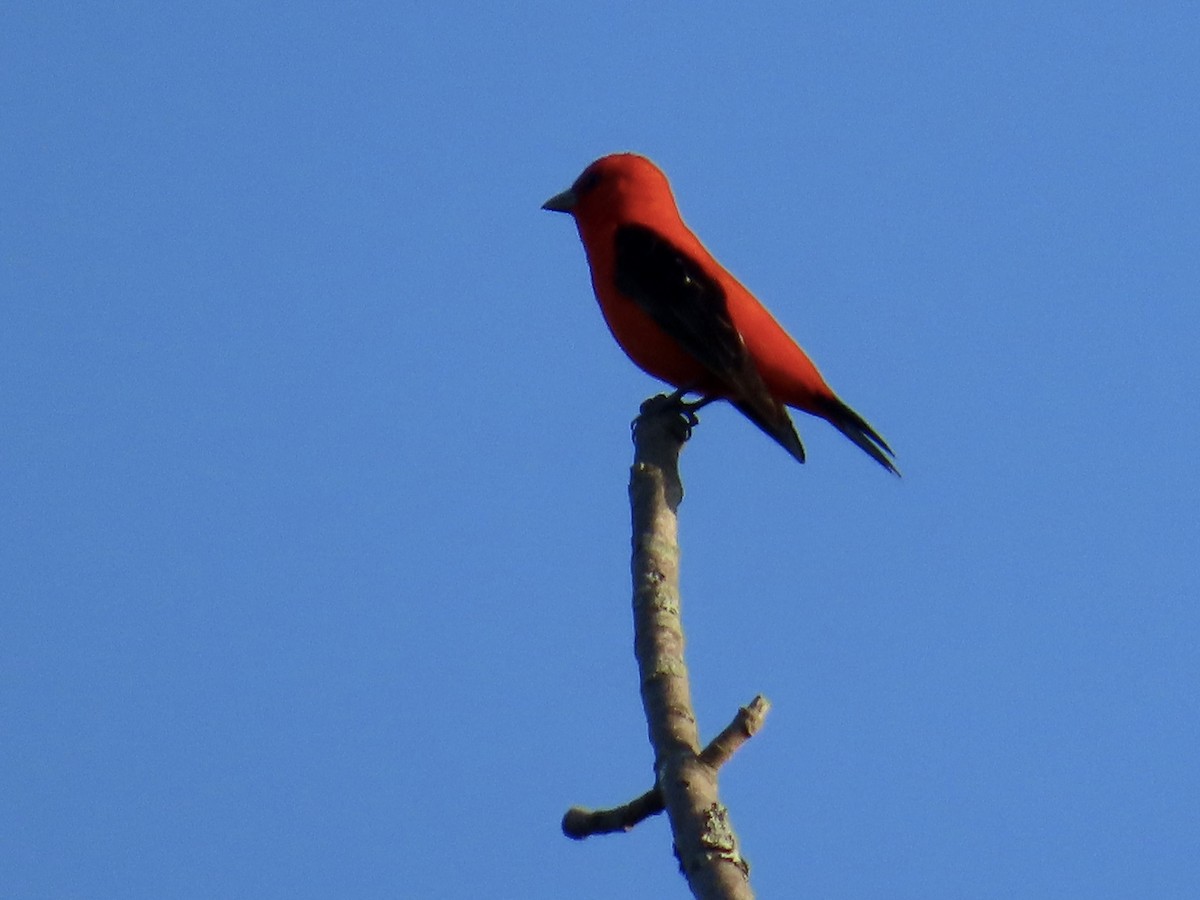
[626,395,756,899]
[562,694,771,840]
[561,395,767,896]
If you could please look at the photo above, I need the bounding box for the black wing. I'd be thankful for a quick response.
[613,224,807,464]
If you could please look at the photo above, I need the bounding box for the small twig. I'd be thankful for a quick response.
[562,788,662,840]
[698,695,772,772]
[562,694,771,840]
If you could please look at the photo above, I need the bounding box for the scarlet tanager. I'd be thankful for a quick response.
[543,153,898,475]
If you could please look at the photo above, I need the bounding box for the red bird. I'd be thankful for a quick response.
[543,153,898,475]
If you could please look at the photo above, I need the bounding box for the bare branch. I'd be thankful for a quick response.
[560,396,768,897]
[560,695,770,841]
[627,396,755,899]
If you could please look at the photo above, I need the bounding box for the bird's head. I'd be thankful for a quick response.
[542,153,678,227]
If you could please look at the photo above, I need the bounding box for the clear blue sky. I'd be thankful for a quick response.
[4,3,1198,898]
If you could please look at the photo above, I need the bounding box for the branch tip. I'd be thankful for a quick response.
[698,694,772,772]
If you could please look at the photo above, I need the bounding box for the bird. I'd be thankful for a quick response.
[542,153,898,475]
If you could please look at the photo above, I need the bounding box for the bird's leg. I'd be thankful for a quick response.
[662,385,692,406]
[680,394,717,414]
[665,388,717,424]
[657,387,717,436]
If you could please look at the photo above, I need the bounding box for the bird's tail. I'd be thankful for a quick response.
[815,395,900,476]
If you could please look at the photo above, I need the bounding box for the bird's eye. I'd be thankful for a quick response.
[574,169,603,195]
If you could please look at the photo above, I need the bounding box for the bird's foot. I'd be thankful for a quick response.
[635,389,715,442]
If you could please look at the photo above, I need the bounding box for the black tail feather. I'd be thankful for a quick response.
[816,396,900,476]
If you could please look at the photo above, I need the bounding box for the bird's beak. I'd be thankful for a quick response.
[541,188,577,213]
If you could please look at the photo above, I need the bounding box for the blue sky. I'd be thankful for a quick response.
[3,3,1198,897]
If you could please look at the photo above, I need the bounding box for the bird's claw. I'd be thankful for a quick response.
[632,389,710,442]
